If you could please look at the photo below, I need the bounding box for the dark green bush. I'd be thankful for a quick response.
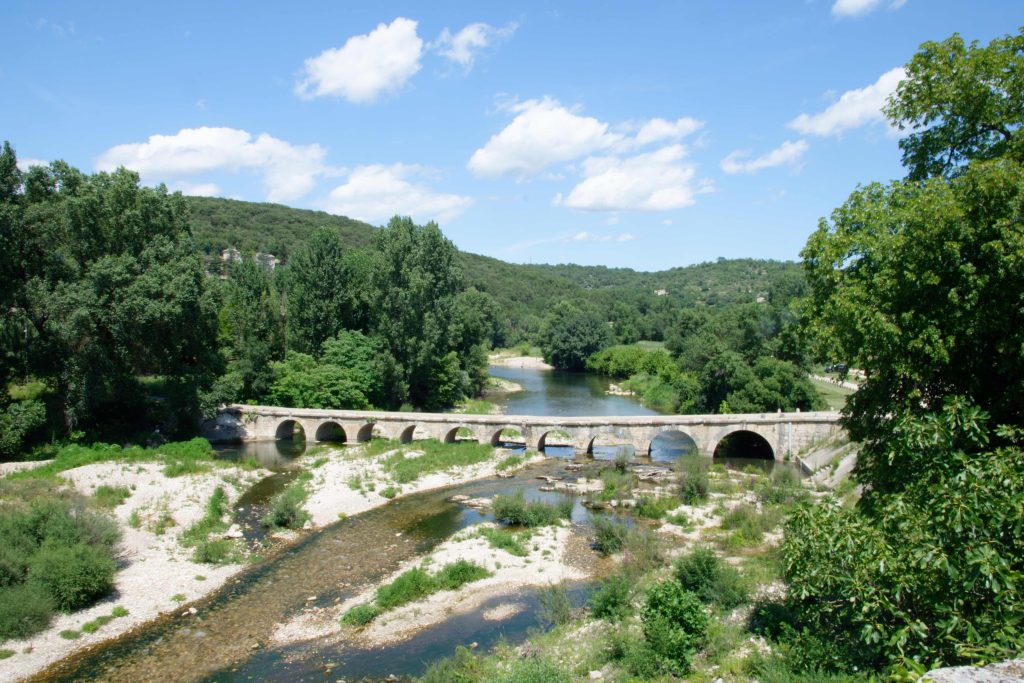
[0,582,54,640]
[375,567,436,610]
[591,515,628,554]
[262,478,310,530]
[434,560,489,591]
[479,527,530,557]
[677,457,709,504]
[673,546,749,609]
[419,645,484,683]
[608,627,666,678]
[589,570,634,620]
[341,603,381,626]
[27,543,116,612]
[641,580,707,673]
[492,491,571,527]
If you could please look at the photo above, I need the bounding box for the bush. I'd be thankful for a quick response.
[192,539,240,565]
[492,491,571,527]
[641,580,707,673]
[341,603,381,626]
[494,657,571,683]
[434,560,489,591]
[479,527,530,557]
[677,457,709,504]
[92,485,131,508]
[419,645,484,683]
[674,546,749,609]
[262,478,310,530]
[591,515,628,554]
[0,398,47,459]
[757,466,809,506]
[537,583,572,625]
[636,495,678,519]
[0,582,53,640]
[608,628,666,678]
[27,543,116,612]
[623,524,665,573]
[376,567,436,610]
[589,570,634,620]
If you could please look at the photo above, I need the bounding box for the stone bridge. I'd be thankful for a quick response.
[209,405,843,460]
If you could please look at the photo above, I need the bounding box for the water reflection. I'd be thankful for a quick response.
[213,439,306,470]
[489,366,661,417]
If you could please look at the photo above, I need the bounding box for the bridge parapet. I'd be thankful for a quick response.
[210,404,843,461]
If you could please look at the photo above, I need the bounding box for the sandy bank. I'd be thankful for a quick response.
[272,521,586,647]
[0,461,269,683]
[488,354,554,370]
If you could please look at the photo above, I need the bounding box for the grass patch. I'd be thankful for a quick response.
[719,504,784,548]
[92,485,131,508]
[6,438,218,481]
[495,454,524,471]
[677,457,710,504]
[382,440,494,484]
[380,486,398,499]
[674,546,749,609]
[636,495,679,520]
[591,515,629,554]
[598,468,634,501]
[342,560,491,626]
[262,472,311,530]
[456,398,496,414]
[112,605,129,617]
[479,526,531,557]
[58,629,80,640]
[0,648,14,659]
[171,593,186,603]
[180,486,243,564]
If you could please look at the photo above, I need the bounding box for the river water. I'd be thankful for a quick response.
[33,366,770,682]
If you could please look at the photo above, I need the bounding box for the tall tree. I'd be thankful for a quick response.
[539,300,611,371]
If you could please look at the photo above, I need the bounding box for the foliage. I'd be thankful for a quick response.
[783,401,1024,669]
[376,567,437,610]
[92,485,131,508]
[491,491,571,527]
[590,515,628,554]
[7,438,216,481]
[884,29,1024,181]
[0,582,54,640]
[641,580,707,673]
[261,474,310,530]
[539,300,611,371]
[589,569,634,621]
[586,344,675,379]
[493,657,571,683]
[676,456,710,504]
[635,495,678,520]
[341,602,381,626]
[0,399,46,459]
[27,543,116,613]
[346,560,491,625]
[181,487,241,565]
[433,559,490,591]
[673,546,749,609]
[495,455,523,471]
[537,583,573,625]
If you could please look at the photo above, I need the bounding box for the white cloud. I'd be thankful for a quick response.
[434,22,517,70]
[468,97,621,178]
[558,145,703,212]
[95,126,330,202]
[633,117,704,146]
[720,139,809,175]
[16,158,48,171]
[789,67,904,136]
[323,164,471,224]
[295,18,423,103]
[170,180,221,197]
[832,0,906,17]
[571,231,636,243]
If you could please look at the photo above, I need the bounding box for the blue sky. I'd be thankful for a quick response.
[3,1,1019,270]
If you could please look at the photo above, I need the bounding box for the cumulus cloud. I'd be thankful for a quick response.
[557,145,706,212]
[633,117,704,146]
[434,21,517,70]
[170,180,222,197]
[468,97,621,178]
[832,0,906,17]
[96,126,329,202]
[323,164,471,224]
[295,18,423,103]
[16,158,48,171]
[720,139,809,175]
[789,67,904,136]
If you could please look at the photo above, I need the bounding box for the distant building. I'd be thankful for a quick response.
[220,247,242,264]
[654,288,668,296]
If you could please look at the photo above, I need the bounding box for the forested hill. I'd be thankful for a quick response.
[185,195,802,334]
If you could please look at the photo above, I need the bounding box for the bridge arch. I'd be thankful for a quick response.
[648,429,699,462]
[711,429,774,460]
[490,426,526,448]
[275,419,306,442]
[536,429,573,451]
[442,425,480,444]
[355,423,375,443]
[586,432,636,460]
[398,425,416,444]
[314,421,346,443]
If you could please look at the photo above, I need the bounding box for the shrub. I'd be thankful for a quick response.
[375,567,436,610]
[192,539,240,565]
[0,583,53,640]
[492,491,570,527]
[0,649,14,659]
[495,455,523,471]
[262,478,310,530]
[589,570,633,620]
[757,466,809,506]
[721,504,783,546]
[537,583,572,625]
[677,457,709,504]
[380,486,397,499]
[434,560,489,591]
[608,628,665,678]
[27,543,116,612]
[341,603,381,626]
[591,515,628,554]
[494,657,571,683]
[641,580,707,673]
[636,495,678,519]
[623,524,665,573]
[111,605,129,617]
[419,645,484,683]
[674,546,749,609]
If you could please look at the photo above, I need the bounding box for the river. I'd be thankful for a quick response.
[32,366,776,682]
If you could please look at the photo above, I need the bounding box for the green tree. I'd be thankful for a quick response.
[539,301,611,371]
[885,29,1024,181]
[285,227,370,354]
[219,259,285,403]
